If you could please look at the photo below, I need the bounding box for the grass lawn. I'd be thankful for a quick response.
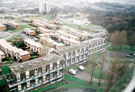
[30,81,67,92]
[0,80,6,87]
[21,25,37,30]
[0,36,4,39]
[63,74,105,90]
[85,67,108,80]
[65,23,80,29]
[106,44,135,53]
[1,66,10,75]
[8,29,19,33]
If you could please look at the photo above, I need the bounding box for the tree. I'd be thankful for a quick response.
[87,53,98,84]
[127,32,135,50]
[98,53,106,86]
[106,52,130,91]
[109,31,127,50]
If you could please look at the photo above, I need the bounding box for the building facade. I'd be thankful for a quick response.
[39,2,51,14]
[5,54,64,92]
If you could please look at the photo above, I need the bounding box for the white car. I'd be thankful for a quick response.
[68,69,77,75]
[79,65,85,71]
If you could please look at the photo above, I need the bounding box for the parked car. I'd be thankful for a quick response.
[79,65,85,71]
[68,69,77,75]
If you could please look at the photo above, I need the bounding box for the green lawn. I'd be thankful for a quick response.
[85,67,108,80]
[0,80,6,87]
[106,44,135,53]
[21,25,37,30]
[63,74,105,90]
[1,66,10,75]
[30,81,67,92]
[0,36,4,39]
[9,29,19,33]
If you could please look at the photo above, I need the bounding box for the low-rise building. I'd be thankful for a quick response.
[0,50,5,62]
[54,37,106,67]
[57,31,80,41]
[0,24,6,31]
[22,18,33,23]
[5,54,64,92]
[24,39,52,55]
[32,20,46,28]
[40,37,65,49]
[23,28,36,36]
[0,39,30,62]
[8,22,21,30]
[32,20,57,30]
[38,27,51,34]
[68,30,88,40]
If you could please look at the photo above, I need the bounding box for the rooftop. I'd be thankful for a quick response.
[9,53,62,74]
[55,37,104,54]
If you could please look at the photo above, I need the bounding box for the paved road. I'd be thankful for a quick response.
[4,31,22,40]
[49,88,96,92]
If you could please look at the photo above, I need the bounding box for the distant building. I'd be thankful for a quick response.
[0,24,6,31]
[8,22,21,30]
[39,2,51,14]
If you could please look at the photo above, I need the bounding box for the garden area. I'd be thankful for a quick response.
[21,25,37,30]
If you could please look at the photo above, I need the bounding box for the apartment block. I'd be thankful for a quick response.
[0,23,6,31]
[0,50,5,62]
[38,27,51,34]
[51,33,80,45]
[6,54,64,92]
[39,2,51,14]
[0,39,30,62]
[32,20,46,28]
[54,37,106,67]
[68,30,88,40]
[23,28,36,36]
[8,22,21,30]
[24,39,52,55]
[32,20,57,30]
[41,21,57,30]
[57,31,80,41]
[51,20,64,25]
[40,37,65,49]
[22,18,33,23]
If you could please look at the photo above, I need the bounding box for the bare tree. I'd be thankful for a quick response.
[109,31,127,50]
[87,52,98,84]
[98,53,106,86]
[127,32,135,50]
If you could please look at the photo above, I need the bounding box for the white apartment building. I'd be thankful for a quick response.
[39,2,51,14]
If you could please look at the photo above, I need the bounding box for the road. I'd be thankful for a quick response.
[4,31,22,40]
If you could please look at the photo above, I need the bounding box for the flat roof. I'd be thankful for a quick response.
[10,53,62,74]
[55,37,105,54]
[0,50,4,56]
[24,39,43,48]
[0,39,29,55]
